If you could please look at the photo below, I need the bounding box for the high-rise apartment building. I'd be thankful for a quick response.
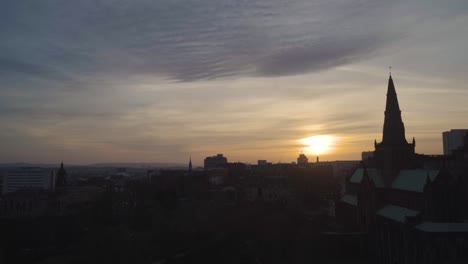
[443,129,468,155]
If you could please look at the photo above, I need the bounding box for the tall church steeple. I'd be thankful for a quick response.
[372,74,416,181]
[382,75,408,145]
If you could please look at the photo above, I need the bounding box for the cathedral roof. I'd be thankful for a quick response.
[415,222,468,233]
[377,204,419,223]
[349,168,442,192]
[349,168,384,187]
[391,169,439,193]
[340,194,357,206]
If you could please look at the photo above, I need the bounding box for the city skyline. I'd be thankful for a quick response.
[1,1,468,165]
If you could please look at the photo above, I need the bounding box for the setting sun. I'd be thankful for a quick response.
[300,135,337,155]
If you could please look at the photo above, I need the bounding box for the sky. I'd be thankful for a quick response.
[1,0,468,166]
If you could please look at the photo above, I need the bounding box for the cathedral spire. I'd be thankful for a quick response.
[382,75,407,145]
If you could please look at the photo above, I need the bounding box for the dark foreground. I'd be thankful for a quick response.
[1,200,368,264]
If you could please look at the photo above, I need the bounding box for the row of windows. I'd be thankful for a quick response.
[0,200,37,215]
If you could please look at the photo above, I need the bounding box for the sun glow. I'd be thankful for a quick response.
[300,135,337,155]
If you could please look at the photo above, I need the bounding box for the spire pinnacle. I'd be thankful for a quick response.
[382,74,407,145]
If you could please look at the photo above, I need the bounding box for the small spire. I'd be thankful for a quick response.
[188,155,192,172]
[389,66,392,77]
[413,137,416,146]
[56,161,67,187]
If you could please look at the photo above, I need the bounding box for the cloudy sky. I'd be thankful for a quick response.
[1,0,468,165]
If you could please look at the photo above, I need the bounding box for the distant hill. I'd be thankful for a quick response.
[0,162,186,169]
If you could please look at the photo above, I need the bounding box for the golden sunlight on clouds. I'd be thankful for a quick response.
[299,135,338,155]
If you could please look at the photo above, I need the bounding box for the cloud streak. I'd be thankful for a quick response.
[0,0,418,83]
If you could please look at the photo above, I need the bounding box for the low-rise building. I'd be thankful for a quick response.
[2,167,55,195]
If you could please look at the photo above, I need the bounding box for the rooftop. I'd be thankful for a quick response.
[377,204,419,223]
[391,169,439,193]
[349,168,384,187]
[340,194,357,206]
[415,222,468,233]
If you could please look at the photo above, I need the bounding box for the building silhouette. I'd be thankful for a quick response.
[336,75,468,263]
[204,154,228,170]
[443,129,468,155]
[297,153,308,165]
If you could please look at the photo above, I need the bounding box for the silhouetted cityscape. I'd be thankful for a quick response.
[1,75,467,263]
[2,2,468,264]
